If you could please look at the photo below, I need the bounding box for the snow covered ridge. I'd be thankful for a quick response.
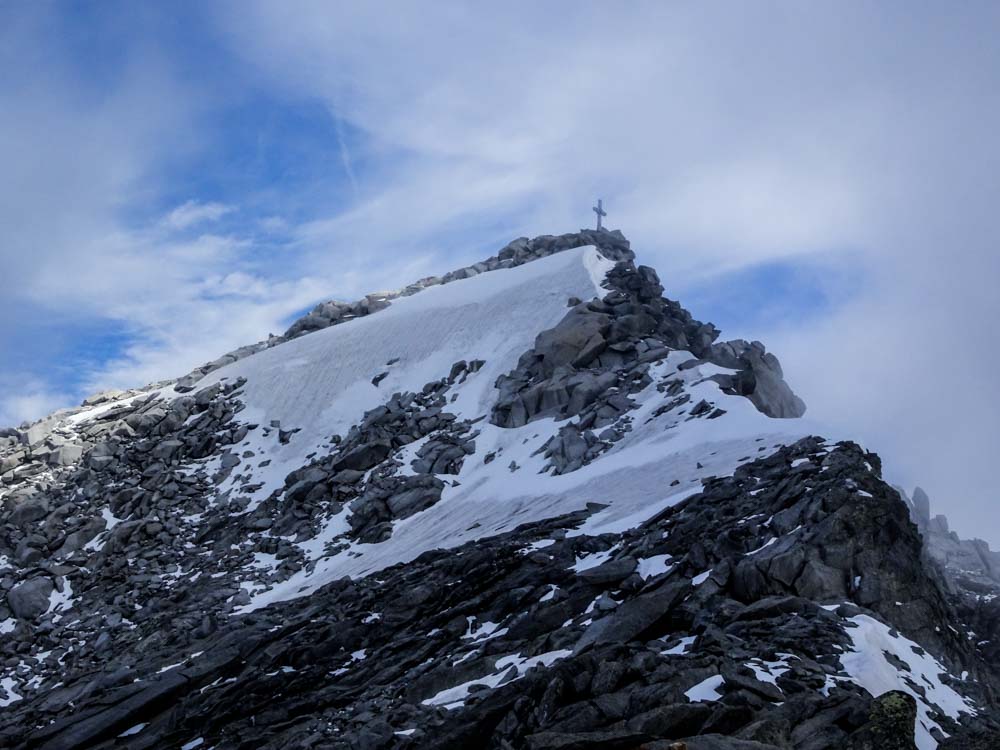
[0,230,997,747]
[173,228,637,392]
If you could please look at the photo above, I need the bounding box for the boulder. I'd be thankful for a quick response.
[0,450,26,473]
[576,557,638,586]
[24,417,58,447]
[47,443,85,466]
[7,576,54,620]
[708,340,805,419]
[152,439,185,462]
[8,496,50,527]
[333,441,392,472]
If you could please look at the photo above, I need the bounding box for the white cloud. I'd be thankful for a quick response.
[161,200,236,231]
[0,389,72,429]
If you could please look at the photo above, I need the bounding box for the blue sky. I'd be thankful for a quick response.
[1,2,998,543]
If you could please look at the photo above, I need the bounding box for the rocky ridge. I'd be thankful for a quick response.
[901,487,1000,688]
[0,230,995,749]
[176,229,635,392]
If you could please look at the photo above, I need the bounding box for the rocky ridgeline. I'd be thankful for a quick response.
[900,487,1000,683]
[904,487,1000,593]
[0,229,996,748]
[491,255,803,446]
[175,229,635,392]
[176,228,803,420]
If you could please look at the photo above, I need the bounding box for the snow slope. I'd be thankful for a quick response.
[177,247,817,610]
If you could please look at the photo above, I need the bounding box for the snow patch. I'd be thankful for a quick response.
[423,649,573,708]
[835,613,977,750]
[685,674,725,701]
[636,553,673,580]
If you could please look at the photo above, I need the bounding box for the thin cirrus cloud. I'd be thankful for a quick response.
[161,200,236,231]
[0,2,998,544]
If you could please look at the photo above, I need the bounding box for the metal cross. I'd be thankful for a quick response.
[593,199,607,231]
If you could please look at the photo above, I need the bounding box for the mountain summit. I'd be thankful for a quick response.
[0,231,996,749]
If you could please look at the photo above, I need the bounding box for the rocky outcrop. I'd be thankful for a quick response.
[491,258,804,436]
[899,485,1000,705]
[903,486,1000,590]
[491,261,712,430]
[242,360,485,546]
[706,340,806,418]
[174,341,275,392]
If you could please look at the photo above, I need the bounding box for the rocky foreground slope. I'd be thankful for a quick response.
[0,230,997,749]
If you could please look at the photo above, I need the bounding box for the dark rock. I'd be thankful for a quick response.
[7,576,54,620]
[576,558,638,586]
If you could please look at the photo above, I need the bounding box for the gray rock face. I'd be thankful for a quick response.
[3,433,987,750]
[902,485,1000,589]
[7,576,53,620]
[707,339,806,418]
[899,486,1000,680]
[491,256,804,469]
[0,420,993,749]
[911,486,932,528]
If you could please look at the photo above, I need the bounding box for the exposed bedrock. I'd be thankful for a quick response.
[899,484,1000,692]
[492,259,804,429]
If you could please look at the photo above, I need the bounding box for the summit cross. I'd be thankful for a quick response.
[593,198,607,231]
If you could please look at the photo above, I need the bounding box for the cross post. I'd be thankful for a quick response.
[593,199,607,231]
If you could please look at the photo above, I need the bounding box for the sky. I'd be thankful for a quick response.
[1,2,997,544]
